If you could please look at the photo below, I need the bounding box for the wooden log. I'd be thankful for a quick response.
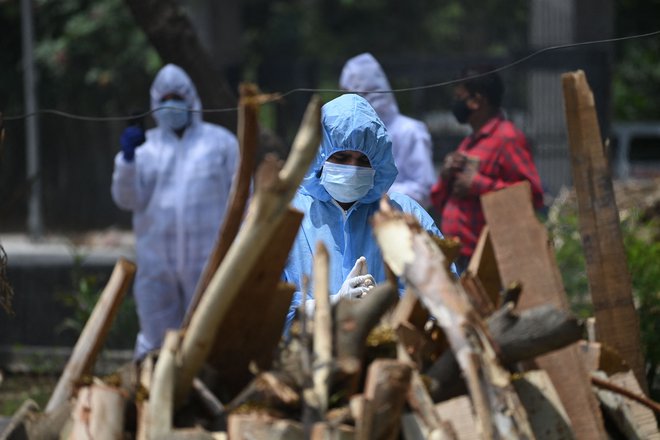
[0,399,39,439]
[157,428,223,439]
[427,302,582,401]
[331,283,398,399]
[313,242,332,414]
[205,209,302,398]
[373,198,535,439]
[227,413,304,440]
[459,271,496,318]
[175,95,322,406]
[182,83,262,328]
[390,288,428,331]
[136,354,155,440]
[46,258,136,413]
[192,378,224,420]
[562,70,647,391]
[147,331,179,439]
[406,370,457,440]
[7,401,74,440]
[311,422,355,440]
[465,225,501,306]
[593,371,660,439]
[225,371,300,414]
[69,379,126,440]
[357,359,413,440]
[334,282,399,361]
[434,396,479,440]
[512,370,575,439]
[481,181,607,438]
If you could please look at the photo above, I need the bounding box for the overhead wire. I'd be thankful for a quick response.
[2,29,660,123]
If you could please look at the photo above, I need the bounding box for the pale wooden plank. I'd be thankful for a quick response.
[561,70,647,391]
[482,182,607,438]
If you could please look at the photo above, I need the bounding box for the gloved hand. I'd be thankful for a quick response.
[120,125,145,162]
[336,256,375,300]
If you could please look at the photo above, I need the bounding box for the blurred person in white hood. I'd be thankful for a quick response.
[111,64,239,359]
[340,53,436,206]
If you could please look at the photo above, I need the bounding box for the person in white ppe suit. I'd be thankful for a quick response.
[340,52,436,206]
[111,64,239,359]
[283,93,443,327]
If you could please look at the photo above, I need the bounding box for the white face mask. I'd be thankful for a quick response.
[154,99,190,131]
[320,161,375,203]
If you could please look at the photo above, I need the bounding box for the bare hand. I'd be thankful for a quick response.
[451,168,475,198]
[441,152,467,180]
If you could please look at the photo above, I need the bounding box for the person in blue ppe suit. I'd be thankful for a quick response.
[340,53,436,206]
[111,64,239,359]
[283,93,443,326]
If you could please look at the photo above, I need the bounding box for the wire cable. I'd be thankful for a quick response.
[3,29,660,123]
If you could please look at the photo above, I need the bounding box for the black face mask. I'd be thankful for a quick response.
[451,98,472,124]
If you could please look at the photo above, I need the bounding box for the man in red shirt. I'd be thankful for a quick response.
[431,66,544,273]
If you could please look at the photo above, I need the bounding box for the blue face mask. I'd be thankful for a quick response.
[320,161,375,203]
[154,99,190,131]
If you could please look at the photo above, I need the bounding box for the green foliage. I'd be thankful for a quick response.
[547,198,660,388]
[30,0,159,115]
[613,0,660,120]
[623,216,660,376]
[56,253,138,350]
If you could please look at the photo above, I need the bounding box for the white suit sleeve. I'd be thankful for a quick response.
[111,152,153,212]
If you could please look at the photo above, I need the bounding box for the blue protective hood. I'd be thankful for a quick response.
[301,94,398,204]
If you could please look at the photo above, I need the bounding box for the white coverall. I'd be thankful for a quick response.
[111,64,239,359]
[340,52,436,206]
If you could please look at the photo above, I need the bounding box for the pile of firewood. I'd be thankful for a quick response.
[3,74,660,439]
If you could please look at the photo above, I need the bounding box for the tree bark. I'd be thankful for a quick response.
[123,0,237,131]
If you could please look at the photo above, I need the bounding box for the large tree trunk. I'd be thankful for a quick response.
[123,0,237,131]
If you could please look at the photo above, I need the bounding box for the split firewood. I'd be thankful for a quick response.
[434,396,480,439]
[332,282,398,398]
[312,242,332,415]
[225,371,301,416]
[136,354,155,440]
[406,369,457,440]
[192,378,225,421]
[591,372,660,435]
[460,271,496,318]
[175,94,322,407]
[182,83,264,328]
[311,422,355,439]
[465,225,502,306]
[204,209,301,398]
[482,181,607,438]
[372,196,535,439]
[227,413,304,440]
[562,70,647,391]
[0,399,39,439]
[46,258,136,413]
[401,412,460,440]
[334,282,399,362]
[356,359,412,440]
[68,378,127,440]
[512,370,574,439]
[146,330,180,438]
[426,301,583,401]
[390,289,429,331]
